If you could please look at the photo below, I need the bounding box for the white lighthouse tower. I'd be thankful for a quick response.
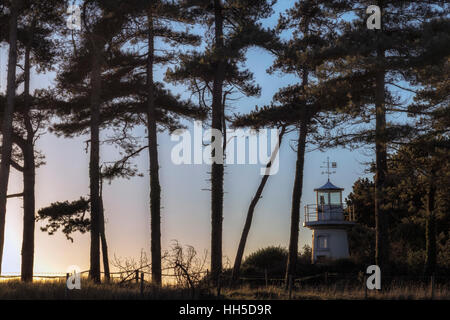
[303,158,355,263]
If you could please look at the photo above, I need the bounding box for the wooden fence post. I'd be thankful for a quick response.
[135,270,139,284]
[205,269,210,287]
[430,275,435,300]
[364,274,368,299]
[65,273,69,299]
[140,272,144,297]
[217,274,221,297]
[288,275,293,300]
[264,269,268,288]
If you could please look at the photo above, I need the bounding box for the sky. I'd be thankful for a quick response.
[0,2,376,275]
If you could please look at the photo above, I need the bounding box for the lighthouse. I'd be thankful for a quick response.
[303,158,355,263]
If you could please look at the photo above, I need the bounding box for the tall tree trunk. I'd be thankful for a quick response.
[146,7,162,286]
[424,177,436,276]
[99,193,110,282]
[21,139,35,282]
[210,0,225,286]
[89,44,102,283]
[285,118,308,288]
[374,24,389,271]
[21,32,36,282]
[0,0,19,275]
[231,127,286,284]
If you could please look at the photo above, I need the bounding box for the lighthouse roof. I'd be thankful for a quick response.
[314,180,344,191]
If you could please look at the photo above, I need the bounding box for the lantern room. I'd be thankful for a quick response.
[304,178,354,224]
[315,179,343,207]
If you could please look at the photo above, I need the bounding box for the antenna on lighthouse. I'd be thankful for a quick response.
[321,157,337,181]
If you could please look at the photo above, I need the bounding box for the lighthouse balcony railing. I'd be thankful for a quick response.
[304,204,355,223]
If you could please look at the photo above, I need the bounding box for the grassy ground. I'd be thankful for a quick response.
[0,279,448,300]
[0,279,199,300]
[224,283,450,300]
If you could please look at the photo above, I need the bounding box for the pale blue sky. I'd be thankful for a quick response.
[0,2,378,274]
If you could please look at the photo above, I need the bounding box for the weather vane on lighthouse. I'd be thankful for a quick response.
[321,157,337,182]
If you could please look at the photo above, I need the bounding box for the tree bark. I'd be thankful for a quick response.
[21,30,36,282]
[89,43,102,283]
[231,127,286,284]
[210,0,225,286]
[424,177,436,276]
[147,6,162,286]
[285,118,308,289]
[99,193,110,281]
[21,139,35,282]
[0,0,19,275]
[374,26,389,271]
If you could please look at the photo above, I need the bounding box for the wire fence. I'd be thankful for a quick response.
[1,269,449,283]
[0,267,207,283]
[1,269,448,296]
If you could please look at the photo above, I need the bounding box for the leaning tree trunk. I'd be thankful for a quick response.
[0,0,19,275]
[146,7,162,286]
[21,34,36,282]
[231,127,286,284]
[88,44,102,283]
[424,179,436,276]
[285,118,308,289]
[374,27,389,271]
[99,193,110,282]
[210,0,225,287]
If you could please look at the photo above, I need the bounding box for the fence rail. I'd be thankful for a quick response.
[1,270,448,282]
[304,204,355,223]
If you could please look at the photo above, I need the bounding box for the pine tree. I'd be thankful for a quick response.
[346,139,449,273]
[402,48,449,275]
[54,0,135,283]
[13,0,64,282]
[0,0,20,276]
[128,0,204,286]
[231,0,365,287]
[168,0,277,285]
[53,0,206,283]
[316,0,449,272]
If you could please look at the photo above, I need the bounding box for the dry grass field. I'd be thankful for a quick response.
[0,279,448,300]
[224,283,450,300]
[0,279,197,300]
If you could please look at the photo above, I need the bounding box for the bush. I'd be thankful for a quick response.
[241,246,287,277]
[241,245,316,279]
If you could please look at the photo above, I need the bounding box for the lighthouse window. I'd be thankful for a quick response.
[330,192,341,205]
[318,192,328,204]
[319,195,325,205]
[318,235,328,249]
